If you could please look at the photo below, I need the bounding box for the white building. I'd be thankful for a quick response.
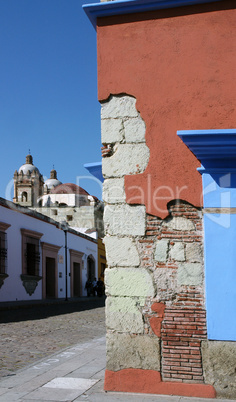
[0,197,98,302]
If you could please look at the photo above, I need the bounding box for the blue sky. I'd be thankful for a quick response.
[0,0,103,200]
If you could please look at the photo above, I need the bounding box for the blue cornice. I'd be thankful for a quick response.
[178,129,236,171]
[84,162,103,182]
[83,0,224,29]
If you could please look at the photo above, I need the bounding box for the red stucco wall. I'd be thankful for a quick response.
[97,1,236,218]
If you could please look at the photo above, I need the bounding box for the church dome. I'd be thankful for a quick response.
[44,178,62,190]
[50,183,89,195]
[18,154,40,175]
[44,168,62,190]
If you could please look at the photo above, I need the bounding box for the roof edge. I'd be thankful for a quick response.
[0,197,97,244]
[83,0,224,29]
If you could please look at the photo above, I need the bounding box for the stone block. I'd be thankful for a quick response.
[154,239,169,262]
[124,117,146,143]
[101,118,124,144]
[104,204,146,236]
[202,340,236,399]
[164,217,195,231]
[170,242,185,261]
[103,178,126,204]
[105,267,155,297]
[177,262,203,286]
[102,143,150,178]
[186,242,203,262]
[154,268,177,301]
[106,296,144,333]
[104,237,140,267]
[101,95,138,119]
[106,332,160,371]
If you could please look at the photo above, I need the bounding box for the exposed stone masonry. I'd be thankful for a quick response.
[102,95,206,385]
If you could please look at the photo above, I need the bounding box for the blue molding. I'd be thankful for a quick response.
[84,162,104,182]
[177,129,236,170]
[83,0,224,29]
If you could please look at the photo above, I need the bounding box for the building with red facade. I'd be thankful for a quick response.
[84,0,236,398]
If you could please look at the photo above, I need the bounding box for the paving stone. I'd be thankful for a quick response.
[0,300,105,378]
[42,377,99,390]
[22,387,83,401]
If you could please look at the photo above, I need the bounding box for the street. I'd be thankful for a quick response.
[0,298,105,378]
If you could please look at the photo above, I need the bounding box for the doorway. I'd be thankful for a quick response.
[69,249,84,298]
[41,242,61,299]
[87,255,95,280]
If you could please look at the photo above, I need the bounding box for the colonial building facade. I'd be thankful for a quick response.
[0,198,98,302]
[84,0,236,399]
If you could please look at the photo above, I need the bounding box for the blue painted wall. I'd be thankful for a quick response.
[204,213,236,341]
[200,170,236,209]
[178,130,236,342]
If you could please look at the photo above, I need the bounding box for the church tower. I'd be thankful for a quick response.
[43,167,62,194]
[13,154,44,207]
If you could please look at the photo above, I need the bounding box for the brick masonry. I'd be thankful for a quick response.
[161,307,207,383]
[140,202,206,383]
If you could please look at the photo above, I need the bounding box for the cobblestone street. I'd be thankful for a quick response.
[0,298,105,378]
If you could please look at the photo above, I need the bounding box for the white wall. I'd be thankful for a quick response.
[0,203,97,302]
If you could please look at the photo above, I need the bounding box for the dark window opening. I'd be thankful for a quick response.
[0,231,7,274]
[25,238,40,276]
[21,192,28,202]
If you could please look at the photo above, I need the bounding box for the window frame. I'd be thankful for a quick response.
[21,229,43,277]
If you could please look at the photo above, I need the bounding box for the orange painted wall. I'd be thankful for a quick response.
[97,1,236,218]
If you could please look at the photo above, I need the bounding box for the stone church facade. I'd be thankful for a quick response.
[13,154,104,237]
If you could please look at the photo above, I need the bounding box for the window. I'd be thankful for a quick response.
[21,192,28,202]
[26,241,40,276]
[21,229,43,277]
[0,231,7,274]
[0,222,11,285]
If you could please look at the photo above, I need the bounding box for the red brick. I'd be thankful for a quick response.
[193,375,204,381]
[169,349,186,354]
[176,325,197,330]
[173,317,195,322]
[189,342,201,347]
[189,357,202,362]
[164,312,184,317]
[163,360,180,366]
[138,239,154,243]
[171,374,193,380]
[163,353,181,359]
[191,350,201,355]
[161,336,180,341]
[165,341,189,347]
[163,369,178,374]
[192,368,203,373]
[162,324,176,329]
[181,362,202,368]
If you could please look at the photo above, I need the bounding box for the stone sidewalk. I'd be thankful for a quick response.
[0,336,234,402]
